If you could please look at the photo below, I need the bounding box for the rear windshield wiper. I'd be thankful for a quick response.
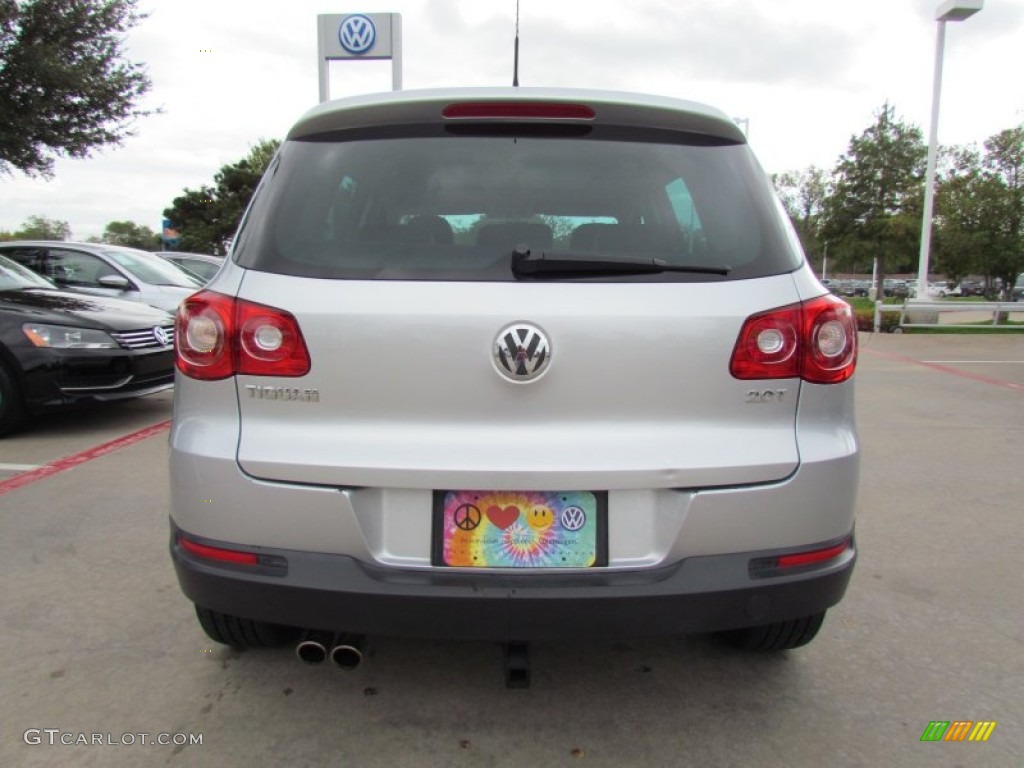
[511,246,730,279]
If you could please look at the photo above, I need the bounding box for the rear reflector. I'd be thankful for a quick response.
[777,541,850,569]
[750,538,853,577]
[178,535,260,566]
[442,102,596,120]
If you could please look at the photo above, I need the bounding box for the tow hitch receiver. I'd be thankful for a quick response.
[503,642,531,689]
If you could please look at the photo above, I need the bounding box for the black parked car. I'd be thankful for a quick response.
[0,255,176,436]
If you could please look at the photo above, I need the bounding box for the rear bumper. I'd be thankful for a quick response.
[171,523,855,642]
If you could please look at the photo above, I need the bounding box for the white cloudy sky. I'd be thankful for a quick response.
[2,0,1022,239]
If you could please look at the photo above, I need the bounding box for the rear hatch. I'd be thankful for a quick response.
[233,276,802,488]
[227,90,807,490]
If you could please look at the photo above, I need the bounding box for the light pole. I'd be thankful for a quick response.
[915,0,983,300]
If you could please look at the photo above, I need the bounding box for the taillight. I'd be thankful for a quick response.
[442,102,596,120]
[176,291,233,379]
[175,291,310,380]
[801,295,857,384]
[730,294,856,384]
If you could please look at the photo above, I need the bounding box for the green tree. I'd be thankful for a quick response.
[163,139,280,256]
[936,126,1024,297]
[983,126,1024,298]
[0,0,153,177]
[89,220,159,250]
[11,214,71,240]
[821,103,926,288]
[934,146,1000,286]
[772,166,830,265]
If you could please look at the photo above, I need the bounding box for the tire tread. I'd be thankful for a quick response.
[718,611,826,652]
[195,605,296,648]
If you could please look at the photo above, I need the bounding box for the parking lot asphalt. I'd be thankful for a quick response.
[1,335,1021,767]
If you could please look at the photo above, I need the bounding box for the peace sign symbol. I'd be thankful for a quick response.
[453,503,482,531]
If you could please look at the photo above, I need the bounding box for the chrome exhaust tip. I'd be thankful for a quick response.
[329,635,366,671]
[295,631,332,665]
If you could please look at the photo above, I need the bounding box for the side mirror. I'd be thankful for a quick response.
[98,274,132,290]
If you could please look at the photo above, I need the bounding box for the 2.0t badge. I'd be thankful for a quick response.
[493,323,551,382]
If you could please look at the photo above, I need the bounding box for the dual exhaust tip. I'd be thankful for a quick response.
[295,631,364,670]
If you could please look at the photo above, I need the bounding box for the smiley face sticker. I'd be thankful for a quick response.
[526,505,555,531]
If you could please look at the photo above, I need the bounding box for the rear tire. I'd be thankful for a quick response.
[195,605,298,649]
[717,611,826,651]
[0,363,27,437]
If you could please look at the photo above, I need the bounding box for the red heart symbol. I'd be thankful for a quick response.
[486,505,520,529]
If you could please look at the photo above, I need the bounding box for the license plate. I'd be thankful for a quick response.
[433,490,606,568]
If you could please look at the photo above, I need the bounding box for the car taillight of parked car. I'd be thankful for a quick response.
[175,291,310,380]
[730,294,857,384]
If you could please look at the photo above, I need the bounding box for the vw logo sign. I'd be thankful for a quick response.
[152,326,171,347]
[493,323,551,383]
[339,14,376,55]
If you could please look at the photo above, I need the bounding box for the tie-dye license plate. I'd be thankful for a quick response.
[435,491,606,568]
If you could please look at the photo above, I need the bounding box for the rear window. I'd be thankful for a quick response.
[234,126,800,281]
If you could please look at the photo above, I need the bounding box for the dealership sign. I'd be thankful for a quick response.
[316,13,403,101]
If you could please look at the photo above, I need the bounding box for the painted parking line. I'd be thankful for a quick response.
[0,463,42,472]
[920,360,1024,364]
[0,420,171,497]
[861,348,1024,393]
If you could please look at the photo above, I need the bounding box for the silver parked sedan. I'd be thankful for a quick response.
[0,241,202,313]
[154,251,224,284]
[169,88,859,670]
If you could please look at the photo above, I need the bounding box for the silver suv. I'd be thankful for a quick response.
[170,88,858,665]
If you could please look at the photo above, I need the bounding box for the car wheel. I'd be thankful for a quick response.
[195,605,298,648]
[717,611,826,651]
[0,363,27,437]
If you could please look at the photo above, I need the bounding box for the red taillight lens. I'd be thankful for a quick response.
[176,291,234,379]
[178,535,259,566]
[442,102,596,120]
[729,305,802,380]
[175,291,310,380]
[730,294,856,384]
[800,294,857,384]
[236,301,310,376]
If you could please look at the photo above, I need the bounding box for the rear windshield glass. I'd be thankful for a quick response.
[234,127,800,282]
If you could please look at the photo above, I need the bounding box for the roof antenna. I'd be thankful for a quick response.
[513,0,520,87]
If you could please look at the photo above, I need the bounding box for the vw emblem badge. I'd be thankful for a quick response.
[152,326,171,347]
[493,323,551,382]
[339,14,376,55]
[560,506,586,532]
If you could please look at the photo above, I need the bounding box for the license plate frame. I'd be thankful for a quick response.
[431,490,608,568]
